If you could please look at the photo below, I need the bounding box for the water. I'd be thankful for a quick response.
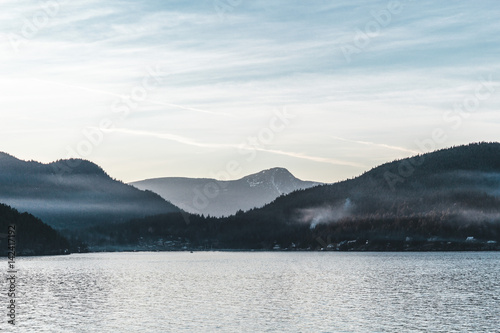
[2,252,499,332]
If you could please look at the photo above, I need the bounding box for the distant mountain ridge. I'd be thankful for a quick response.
[130,167,322,217]
[0,152,180,230]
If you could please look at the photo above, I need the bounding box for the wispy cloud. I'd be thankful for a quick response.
[253,147,367,168]
[329,136,419,155]
[102,128,238,149]
[1,0,499,182]
[31,78,231,116]
[105,128,365,167]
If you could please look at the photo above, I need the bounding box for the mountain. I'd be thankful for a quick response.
[0,203,70,256]
[234,142,500,248]
[129,167,321,217]
[98,143,500,251]
[0,152,180,230]
[262,142,500,219]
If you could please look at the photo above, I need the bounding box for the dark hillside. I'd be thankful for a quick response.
[0,203,70,256]
[0,153,180,230]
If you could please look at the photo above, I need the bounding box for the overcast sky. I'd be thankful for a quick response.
[1,0,499,183]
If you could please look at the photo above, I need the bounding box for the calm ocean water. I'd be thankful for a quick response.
[3,252,499,332]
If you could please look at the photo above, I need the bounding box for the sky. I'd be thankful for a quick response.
[1,0,499,183]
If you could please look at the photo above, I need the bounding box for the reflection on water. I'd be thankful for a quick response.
[4,252,499,332]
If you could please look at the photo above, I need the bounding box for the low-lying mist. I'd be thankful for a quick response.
[295,198,355,229]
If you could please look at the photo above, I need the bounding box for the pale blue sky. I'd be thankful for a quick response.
[1,0,499,182]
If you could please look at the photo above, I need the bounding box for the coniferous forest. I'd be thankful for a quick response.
[0,204,70,256]
[73,143,500,252]
[1,142,500,254]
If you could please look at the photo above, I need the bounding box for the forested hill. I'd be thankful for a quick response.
[259,142,500,217]
[83,142,500,251]
[0,152,180,230]
[236,142,500,247]
[0,203,70,256]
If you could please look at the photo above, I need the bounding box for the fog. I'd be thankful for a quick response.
[295,198,355,229]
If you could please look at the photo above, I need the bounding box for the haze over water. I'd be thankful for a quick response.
[8,252,500,332]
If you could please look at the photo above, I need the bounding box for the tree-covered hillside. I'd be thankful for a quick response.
[0,203,70,256]
[0,153,180,230]
[78,143,500,251]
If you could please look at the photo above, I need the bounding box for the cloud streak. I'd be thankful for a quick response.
[104,128,365,168]
[31,78,231,116]
[329,136,420,155]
